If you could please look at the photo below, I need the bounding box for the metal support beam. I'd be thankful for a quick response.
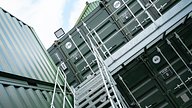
[106,0,192,74]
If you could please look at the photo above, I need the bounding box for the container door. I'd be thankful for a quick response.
[115,58,175,108]
[146,31,192,107]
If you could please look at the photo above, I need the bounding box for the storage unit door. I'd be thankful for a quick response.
[115,17,192,108]
[115,58,175,108]
[145,24,192,107]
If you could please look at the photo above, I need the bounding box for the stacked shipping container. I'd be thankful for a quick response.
[48,0,192,107]
[0,7,73,108]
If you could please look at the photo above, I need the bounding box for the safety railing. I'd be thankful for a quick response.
[51,62,75,108]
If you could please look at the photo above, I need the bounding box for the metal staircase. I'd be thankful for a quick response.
[71,21,128,108]
[89,32,126,108]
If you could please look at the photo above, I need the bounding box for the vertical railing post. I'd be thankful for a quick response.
[156,46,192,95]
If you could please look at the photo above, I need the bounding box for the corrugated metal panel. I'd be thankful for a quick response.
[0,7,74,107]
[76,1,100,24]
[0,7,59,83]
[0,68,74,108]
[0,82,63,108]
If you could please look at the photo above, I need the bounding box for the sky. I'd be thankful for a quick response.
[0,0,96,49]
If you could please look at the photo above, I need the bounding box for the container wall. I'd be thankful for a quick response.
[106,0,179,32]
[0,74,73,108]
[114,15,192,108]
[47,0,192,107]
[48,0,181,86]
[0,7,74,107]
[0,8,58,83]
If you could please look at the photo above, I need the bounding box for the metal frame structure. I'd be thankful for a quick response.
[105,0,192,73]
[88,31,126,108]
[48,0,185,86]
[74,0,192,107]
[72,0,185,69]
[51,62,75,108]
[48,0,192,107]
[70,23,128,108]
[85,0,165,52]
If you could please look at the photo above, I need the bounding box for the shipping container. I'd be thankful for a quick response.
[76,1,100,24]
[0,72,73,108]
[0,7,58,83]
[48,0,182,86]
[114,16,192,107]
[0,7,74,108]
[48,0,192,107]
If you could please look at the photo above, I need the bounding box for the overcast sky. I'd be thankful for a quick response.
[0,0,96,49]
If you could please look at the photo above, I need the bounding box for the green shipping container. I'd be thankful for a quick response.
[0,7,73,108]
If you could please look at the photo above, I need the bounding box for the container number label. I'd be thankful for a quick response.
[113,1,121,9]
[65,42,72,49]
[160,67,173,80]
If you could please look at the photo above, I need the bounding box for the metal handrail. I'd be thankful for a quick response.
[51,62,75,108]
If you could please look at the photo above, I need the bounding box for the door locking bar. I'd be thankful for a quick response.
[156,47,192,95]
[175,32,192,56]
[118,74,142,108]
[166,39,192,74]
